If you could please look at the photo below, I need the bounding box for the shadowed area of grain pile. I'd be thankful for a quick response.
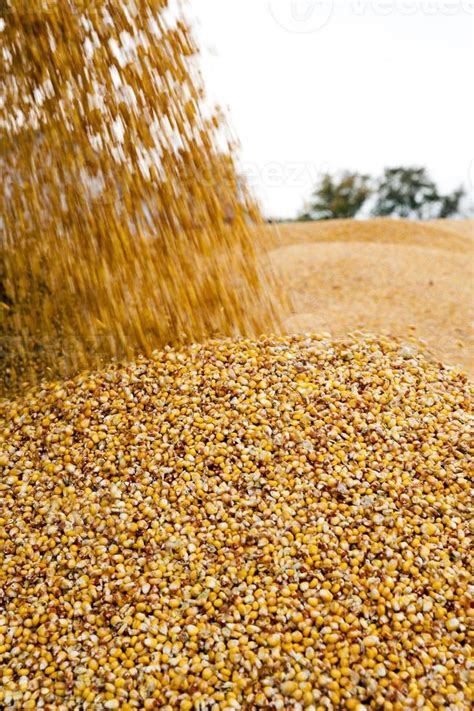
[266,219,474,376]
[0,335,472,709]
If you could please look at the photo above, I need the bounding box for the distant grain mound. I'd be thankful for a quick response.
[266,219,474,376]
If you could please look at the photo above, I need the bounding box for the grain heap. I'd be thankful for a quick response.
[0,0,277,393]
[1,334,472,710]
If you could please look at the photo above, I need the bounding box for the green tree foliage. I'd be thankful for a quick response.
[372,167,464,219]
[299,171,372,221]
[300,166,466,221]
[437,188,465,219]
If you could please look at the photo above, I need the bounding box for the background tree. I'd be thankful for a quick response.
[299,166,467,222]
[300,171,372,221]
[371,167,464,219]
[437,188,465,219]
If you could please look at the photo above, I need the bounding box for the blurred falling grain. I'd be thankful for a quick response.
[0,0,280,393]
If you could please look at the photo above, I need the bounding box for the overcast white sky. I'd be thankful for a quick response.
[190,0,474,219]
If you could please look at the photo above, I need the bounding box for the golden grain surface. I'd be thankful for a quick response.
[266,219,474,376]
[1,335,472,710]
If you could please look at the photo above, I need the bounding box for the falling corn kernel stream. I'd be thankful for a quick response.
[0,0,279,393]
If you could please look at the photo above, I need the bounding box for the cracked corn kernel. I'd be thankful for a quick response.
[0,333,472,709]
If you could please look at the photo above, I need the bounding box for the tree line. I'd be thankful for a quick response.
[298,166,469,221]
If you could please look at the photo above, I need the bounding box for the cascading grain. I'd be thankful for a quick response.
[0,0,279,394]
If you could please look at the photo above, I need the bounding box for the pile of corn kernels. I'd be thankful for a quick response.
[0,335,472,710]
